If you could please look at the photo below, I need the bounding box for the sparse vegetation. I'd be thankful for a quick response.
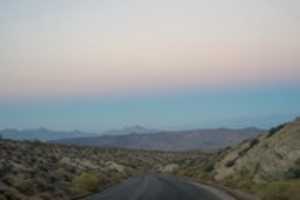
[0,139,209,200]
[71,172,99,193]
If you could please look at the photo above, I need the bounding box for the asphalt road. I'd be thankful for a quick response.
[87,175,235,200]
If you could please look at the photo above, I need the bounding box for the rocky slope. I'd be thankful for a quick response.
[170,118,300,200]
[214,117,300,183]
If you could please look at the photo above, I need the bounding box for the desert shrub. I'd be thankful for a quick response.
[204,162,215,173]
[55,168,71,182]
[286,167,300,179]
[285,159,300,179]
[16,179,35,195]
[2,175,16,186]
[34,177,50,192]
[3,188,23,200]
[71,172,99,194]
[296,159,300,166]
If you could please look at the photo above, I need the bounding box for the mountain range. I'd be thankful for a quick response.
[51,127,264,151]
[0,126,160,142]
[0,128,97,141]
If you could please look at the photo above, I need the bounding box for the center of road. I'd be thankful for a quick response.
[87,175,236,200]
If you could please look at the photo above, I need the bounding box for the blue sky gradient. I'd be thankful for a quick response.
[1,86,299,132]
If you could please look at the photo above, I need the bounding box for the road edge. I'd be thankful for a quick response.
[191,180,259,200]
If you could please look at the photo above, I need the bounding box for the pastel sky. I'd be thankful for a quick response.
[0,0,299,132]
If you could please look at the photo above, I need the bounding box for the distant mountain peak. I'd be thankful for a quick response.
[36,127,50,132]
[124,125,147,130]
[101,126,160,136]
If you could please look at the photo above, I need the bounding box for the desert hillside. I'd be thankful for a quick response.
[214,117,300,183]
[174,118,300,200]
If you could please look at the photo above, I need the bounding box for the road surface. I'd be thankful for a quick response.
[87,175,235,200]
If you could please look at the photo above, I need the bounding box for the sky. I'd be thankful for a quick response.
[0,0,300,132]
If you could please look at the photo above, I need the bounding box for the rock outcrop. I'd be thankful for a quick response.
[214,118,300,183]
